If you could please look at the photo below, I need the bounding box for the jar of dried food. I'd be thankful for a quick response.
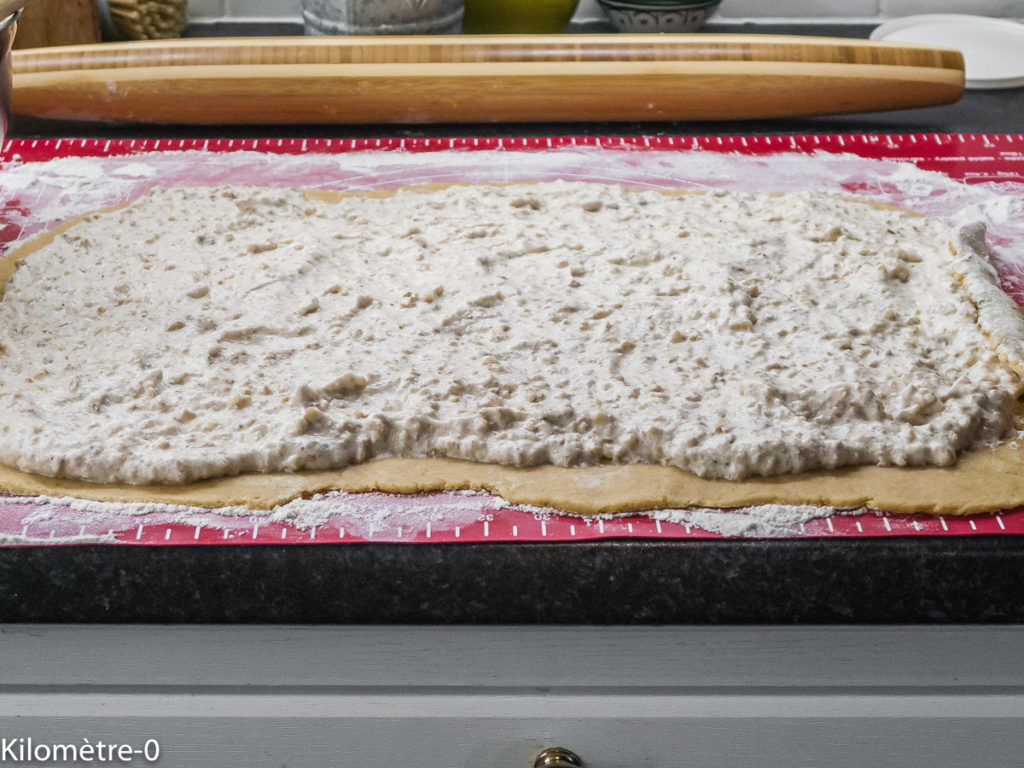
[302,0,463,35]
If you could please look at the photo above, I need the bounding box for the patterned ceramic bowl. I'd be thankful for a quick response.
[0,12,18,151]
[597,0,721,33]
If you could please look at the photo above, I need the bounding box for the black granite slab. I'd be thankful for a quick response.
[6,536,1024,626]
[3,537,1024,624]
[3,23,1024,624]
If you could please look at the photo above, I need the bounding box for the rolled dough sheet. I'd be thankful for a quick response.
[0,438,1022,515]
[1,190,1023,516]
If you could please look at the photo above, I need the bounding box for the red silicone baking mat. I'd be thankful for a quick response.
[2,133,1024,545]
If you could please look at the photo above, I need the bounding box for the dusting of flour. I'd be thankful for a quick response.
[647,503,849,537]
[1,490,839,542]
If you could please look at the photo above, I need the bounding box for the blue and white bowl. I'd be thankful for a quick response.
[597,0,721,33]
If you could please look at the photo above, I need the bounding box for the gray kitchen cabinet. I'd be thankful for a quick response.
[2,625,1021,767]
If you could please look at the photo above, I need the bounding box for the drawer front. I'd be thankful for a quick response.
[2,626,1022,768]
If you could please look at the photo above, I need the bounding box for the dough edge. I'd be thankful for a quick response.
[2,186,1023,516]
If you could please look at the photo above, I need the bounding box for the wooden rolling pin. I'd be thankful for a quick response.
[11,34,965,124]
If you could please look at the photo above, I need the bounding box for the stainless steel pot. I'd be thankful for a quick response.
[0,11,19,151]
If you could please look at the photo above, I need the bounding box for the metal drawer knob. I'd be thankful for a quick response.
[533,746,585,767]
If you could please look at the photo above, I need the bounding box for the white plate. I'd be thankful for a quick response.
[871,14,1024,90]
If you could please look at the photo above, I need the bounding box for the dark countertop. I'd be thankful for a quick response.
[3,23,1024,624]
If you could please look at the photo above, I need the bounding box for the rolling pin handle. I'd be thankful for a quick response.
[533,746,585,767]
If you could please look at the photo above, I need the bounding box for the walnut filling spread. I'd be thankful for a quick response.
[0,182,1021,485]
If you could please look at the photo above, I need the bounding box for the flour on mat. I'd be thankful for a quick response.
[647,503,849,537]
[0,529,117,545]
[2,490,839,540]
[5,146,1024,265]
[6,488,497,539]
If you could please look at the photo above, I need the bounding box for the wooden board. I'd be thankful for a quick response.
[11,0,100,49]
